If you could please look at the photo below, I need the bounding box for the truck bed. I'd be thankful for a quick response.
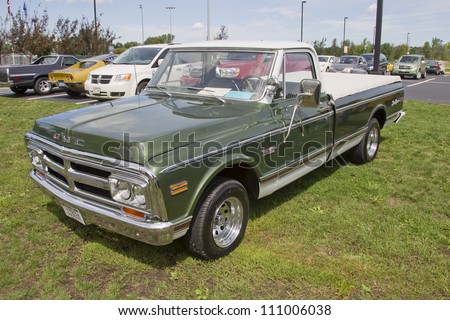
[322,72,402,101]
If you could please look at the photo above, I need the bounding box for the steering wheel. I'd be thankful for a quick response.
[242,77,263,92]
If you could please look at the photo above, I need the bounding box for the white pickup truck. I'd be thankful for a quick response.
[84,44,171,100]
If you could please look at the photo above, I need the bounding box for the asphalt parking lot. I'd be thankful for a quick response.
[1,74,449,105]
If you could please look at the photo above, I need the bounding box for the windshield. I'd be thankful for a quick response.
[149,50,275,101]
[114,47,162,65]
[339,56,358,64]
[361,55,373,62]
[399,56,419,63]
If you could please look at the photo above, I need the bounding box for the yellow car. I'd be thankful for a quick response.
[387,63,394,72]
[48,54,114,96]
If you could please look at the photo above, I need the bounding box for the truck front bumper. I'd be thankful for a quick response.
[30,169,187,246]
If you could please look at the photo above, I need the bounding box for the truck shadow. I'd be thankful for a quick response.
[46,144,387,267]
[46,202,190,268]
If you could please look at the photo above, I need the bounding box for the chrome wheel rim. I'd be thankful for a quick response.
[212,196,244,248]
[39,80,50,93]
[366,126,379,158]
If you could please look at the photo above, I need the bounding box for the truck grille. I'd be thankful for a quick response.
[90,75,113,84]
[399,65,411,70]
[41,150,113,202]
[25,132,169,222]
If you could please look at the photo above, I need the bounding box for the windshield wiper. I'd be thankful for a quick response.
[147,85,172,98]
[185,87,225,104]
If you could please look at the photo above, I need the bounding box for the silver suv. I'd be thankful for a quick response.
[392,54,427,79]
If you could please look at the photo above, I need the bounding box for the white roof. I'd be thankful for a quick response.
[170,40,315,51]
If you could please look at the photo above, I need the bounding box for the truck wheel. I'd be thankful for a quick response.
[34,77,52,95]
[184,177,249,260]
[349,118,381,164]
[10,86,27,94]
[136,81,148,94]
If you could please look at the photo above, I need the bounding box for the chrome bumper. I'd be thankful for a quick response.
[30,169,185,246]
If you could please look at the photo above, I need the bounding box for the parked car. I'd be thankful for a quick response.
[361,53,389,75]
[0,55,79,95]
[48,54,116,96]
[84,44,171,100]
[391,54,427,79]
[318,55,338,72]
[426,60,445,75]
[327,55,368,74]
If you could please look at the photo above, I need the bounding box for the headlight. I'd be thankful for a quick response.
[368,66,374,71]
[216,67,240,78]
[29,149,43,169]
[115,73,132,82]
[109,176,147,208]
[88,74,92,81]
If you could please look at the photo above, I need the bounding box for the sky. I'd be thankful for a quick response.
[7,0,450,48]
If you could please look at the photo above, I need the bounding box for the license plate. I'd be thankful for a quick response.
[93,87,101,94]
[61,203,86,225]
[58,81,67,88]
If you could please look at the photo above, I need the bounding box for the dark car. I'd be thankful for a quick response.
[361,53,389,75]
[327,55,368,74]
[0,55,79,95]
[426,60,445,75]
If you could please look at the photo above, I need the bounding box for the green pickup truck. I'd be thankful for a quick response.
[25,41,405,260]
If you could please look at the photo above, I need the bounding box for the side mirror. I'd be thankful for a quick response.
[266,76,282,99]
[156,58,164,67]
[298,79,321,107]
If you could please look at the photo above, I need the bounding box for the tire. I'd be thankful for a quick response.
[414,70,421,80]
[64,89,81,97]
[10,86,27,94]
[33,77,52,95]
[184,177,249,260]
[349,118,381,164]
[136,81,148,95]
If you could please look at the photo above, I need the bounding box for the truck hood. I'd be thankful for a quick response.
[31,95,260,165]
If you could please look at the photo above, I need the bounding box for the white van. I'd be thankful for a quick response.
[85,44,171,100]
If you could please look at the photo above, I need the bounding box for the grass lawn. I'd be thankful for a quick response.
[0,97,448,300]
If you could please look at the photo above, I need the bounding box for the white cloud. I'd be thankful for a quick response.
[192,22,204,30]
[367,3,377,14]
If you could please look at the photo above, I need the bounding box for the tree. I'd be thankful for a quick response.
[144,35,174,44]
[8,8,54,59]
[422,41,432,59]
[214,25,228,40]
[53,17,79,54]
[313,38,327,55]
[75,17,117,56]
[0,17,9,63]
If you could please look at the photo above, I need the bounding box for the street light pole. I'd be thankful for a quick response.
[93,0,97,53]
[343,16,348,55]
[139,4,144,44]
[407,32,410,54]
[301,1,306,42]
[206,0,211,41]
[165,6,175,43]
